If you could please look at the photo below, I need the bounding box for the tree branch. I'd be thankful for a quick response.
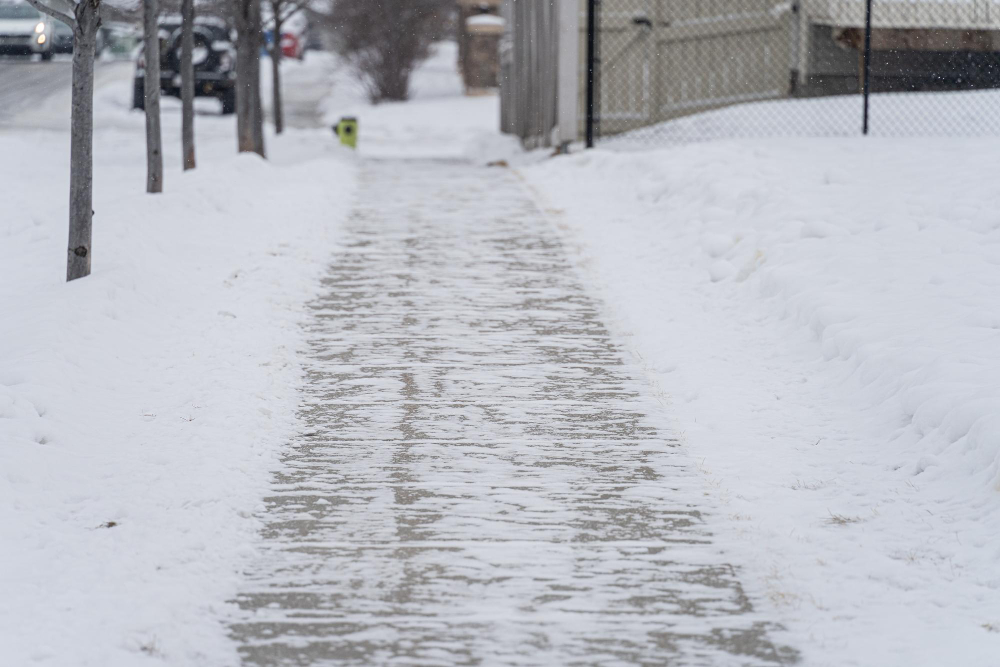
[277,0,309,24]
[24,0,76,27]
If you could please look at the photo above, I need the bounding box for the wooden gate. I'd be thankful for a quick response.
[597,0,793,136]
[595,0,656,132]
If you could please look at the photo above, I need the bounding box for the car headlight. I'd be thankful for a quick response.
[35,21,45,33]
[37,33,46,44]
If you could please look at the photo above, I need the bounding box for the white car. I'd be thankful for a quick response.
[0,2,54,60]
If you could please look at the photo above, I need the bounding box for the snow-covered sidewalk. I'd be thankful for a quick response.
[1,59,355,665]
[229,158,795,666]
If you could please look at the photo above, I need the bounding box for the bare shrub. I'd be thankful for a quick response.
[326,0,452,103]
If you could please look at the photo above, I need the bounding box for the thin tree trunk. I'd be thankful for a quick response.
[235,0,253,152]
[251,55,265,153]
[143,0,163,192]
[250,0,266,155]
[180,0,196,170]
[270,7,284,135]
[66,0,100,282]
[234,0,264,156]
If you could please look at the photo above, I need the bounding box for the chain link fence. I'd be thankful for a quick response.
[588,0,1000,145]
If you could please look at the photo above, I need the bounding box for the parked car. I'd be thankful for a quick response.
[0,2,53,60]
[49,19,71,53]
[263,6,308,60]
[279,31,303,60]
[305,29,323,52]
[132,16,236,115]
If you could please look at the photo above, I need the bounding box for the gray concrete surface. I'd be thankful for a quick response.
[230,160,798,666]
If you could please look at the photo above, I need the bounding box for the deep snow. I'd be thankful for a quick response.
[0,59,355,665]
[521,138,1000,665]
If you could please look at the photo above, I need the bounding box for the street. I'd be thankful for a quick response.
[0,58,71,124]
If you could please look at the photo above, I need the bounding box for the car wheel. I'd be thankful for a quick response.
[40,51,53,61]
[220,88,236,115]
[132,79,145,111]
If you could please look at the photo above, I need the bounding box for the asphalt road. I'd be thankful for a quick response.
[0,58,72,124]
[0,55,329,130]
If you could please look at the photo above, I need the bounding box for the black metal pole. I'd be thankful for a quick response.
[585,0,597,148]
[862,0,873,135]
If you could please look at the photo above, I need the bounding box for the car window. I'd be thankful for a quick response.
[0,4,41,19]
[157,22,231,42]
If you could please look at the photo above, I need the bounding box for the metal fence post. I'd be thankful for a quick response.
[863,0,874,135]
[585,0,597,148]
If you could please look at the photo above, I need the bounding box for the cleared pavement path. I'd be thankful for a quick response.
[230,160,796,666]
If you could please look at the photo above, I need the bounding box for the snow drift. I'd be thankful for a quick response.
[523,136,1000,665]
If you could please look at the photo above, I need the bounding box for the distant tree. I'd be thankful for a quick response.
[142,0,164,191]
[26,0,104,280]
[233,0,265,155]
[266,0,308,134]
[327,0,451,103]
[180,0,195,169]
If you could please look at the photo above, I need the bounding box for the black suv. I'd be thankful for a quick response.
[133,17,236,115]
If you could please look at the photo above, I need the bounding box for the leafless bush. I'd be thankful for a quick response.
[326,0,452,103]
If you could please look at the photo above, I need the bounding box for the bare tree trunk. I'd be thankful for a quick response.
[143,0,163,192]
[66,0,101,281]
[234,0,265,157]
[270,5,284,135]
[251,67,266,152]
[180,0,196,170]
[250,0,266,154]
[234,0,253,152]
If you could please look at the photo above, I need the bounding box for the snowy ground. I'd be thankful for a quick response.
[603,88,1000,147]
[4,39,999,667]
[375,49,1000,665]
[0,57,355,665]
[521,136,1000,664]
[268,44,1000,664]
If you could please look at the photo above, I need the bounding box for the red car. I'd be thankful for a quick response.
[280,31,303,60]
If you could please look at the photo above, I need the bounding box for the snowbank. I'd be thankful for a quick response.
[604,88,1000,148]
[522,137,1000,665]
[0,62,355,665]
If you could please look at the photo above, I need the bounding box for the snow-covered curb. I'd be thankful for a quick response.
[520,138,1000,666]
[0,67,355,665]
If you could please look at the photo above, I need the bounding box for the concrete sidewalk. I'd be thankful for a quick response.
[230,160,796,666]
